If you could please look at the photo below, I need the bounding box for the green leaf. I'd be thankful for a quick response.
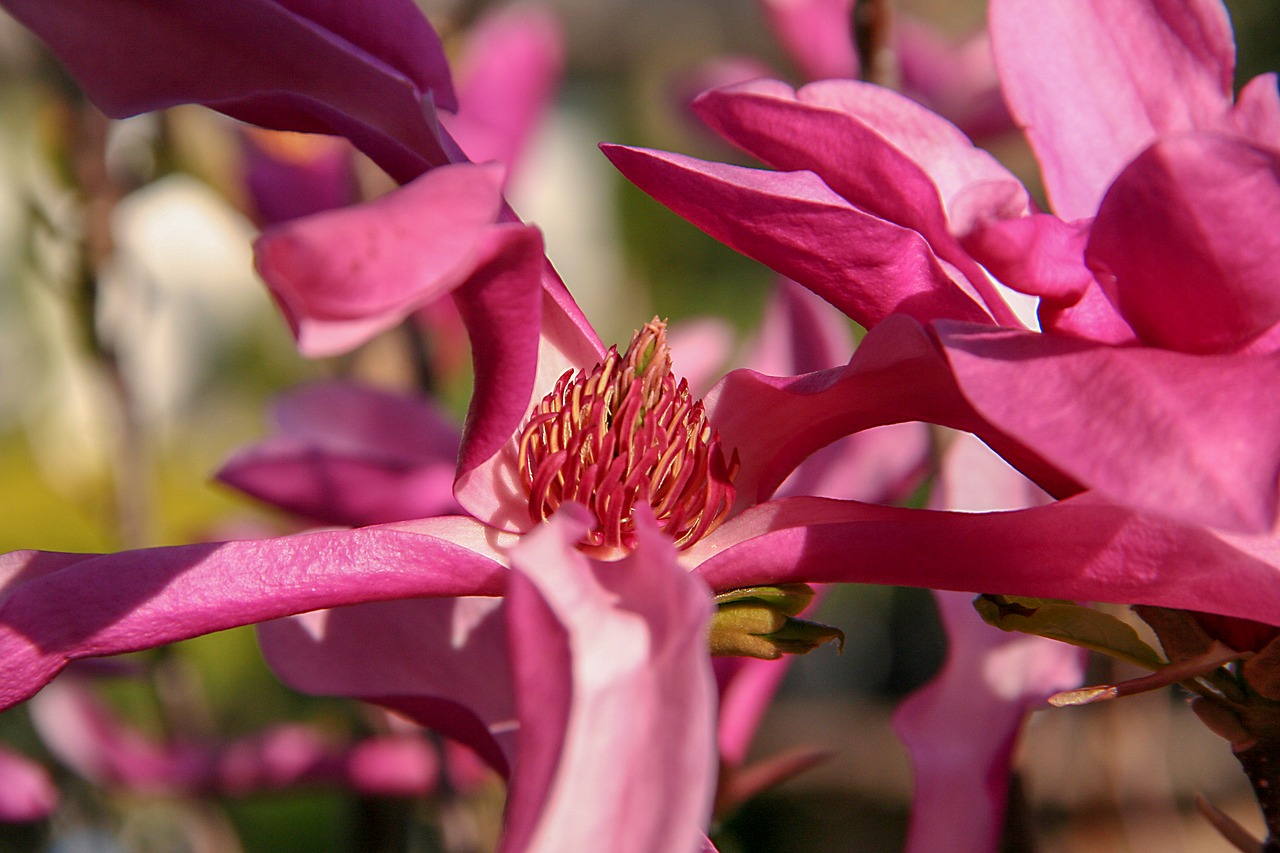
[974,595,1167,671]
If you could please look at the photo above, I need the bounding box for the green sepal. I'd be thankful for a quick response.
[713,583,816,617]
[974,594,1167,671]
[710,585,843,660]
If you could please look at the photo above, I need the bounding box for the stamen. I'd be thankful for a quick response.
[516,318,740,553]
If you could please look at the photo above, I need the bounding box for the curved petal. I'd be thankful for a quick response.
[218,381,462,525]
[441,5,564,180]
[692,78,1027,325]
[990,0,1236,219]
[894,591,1083,853]
[452,252,603,533]
[758,0,858,81]
[894,434,1081,853]
[960,213,1095,304]
[703,315,1077,514]
[744,282,930,504]
[691,493,1280,628]
[259,596,517,775]
[0,516,507,713]
[936,320,1280,532]
[1086,133,1280,353]
[601,144,992,330]
[2,0,458,183]
[254,162,516,356]
[1232,73,1280,145]
[697,79,1027,226]
[0,747,57,822]
[499,506,716,853]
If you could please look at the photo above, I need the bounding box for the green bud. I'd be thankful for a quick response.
[709,584,844,660]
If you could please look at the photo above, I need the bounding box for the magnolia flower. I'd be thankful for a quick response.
[602,0,1280,627]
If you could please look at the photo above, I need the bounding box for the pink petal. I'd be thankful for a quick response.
[714,657,792,767]
[960,213,1095,303]
[745,282,930,504]
[452,255,603,531]
[895,18,1012,140]
[990,0,1236,219]
[702,315,1078,515]
[1036,278,1138,345]
[895,592,1083,853]
[217,381,462,526]
[441,5,564,180]
[758,0,859,81]
[1085,133,1280,353]
[259,595,516,774]
[690,492,1280,629]
[936,320,1280,532]
[254,161,519,357]
[601,144,992,330]
[1232,73,1280,145]
[693,78,1028,324]
[894,435,1080,853]
[3,0,457,183]
[700,79,1025,220]
[499,506,716,853]
[240,130,359,226]
[0,747,57,822]
[0,517,506,715]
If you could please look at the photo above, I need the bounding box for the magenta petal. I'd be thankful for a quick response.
[1233,73,1280,145]
[452,257,604,532]
[3,0,457,183]
[255,162,516,356]
[704,315,1077,513]
[937,321,1280,532]
[693,79,1027,325]
[441,5,564,178]
[745,283,930,504]
[259,595,516,774]
[697,79,1025,224]
[500,507,716,853]
[0,746,57,822]
[961,213,1094,303]
[746,279,855,377]
[601,144,992,330]
[218,381,462,525]
[758,0,858,81]
[0,519,506,714]
[692,493,1280,628]
[990,0,1235,219]
[1086,134,1280,353]
[714,656,791,767]
[893,435,1078,853]
[894,592,1083,853]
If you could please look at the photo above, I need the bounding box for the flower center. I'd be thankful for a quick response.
[516,318,739,553]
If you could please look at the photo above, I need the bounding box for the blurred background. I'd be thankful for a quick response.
[0,0,1278,850]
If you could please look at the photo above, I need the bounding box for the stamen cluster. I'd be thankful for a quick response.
[516,319,739,553]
